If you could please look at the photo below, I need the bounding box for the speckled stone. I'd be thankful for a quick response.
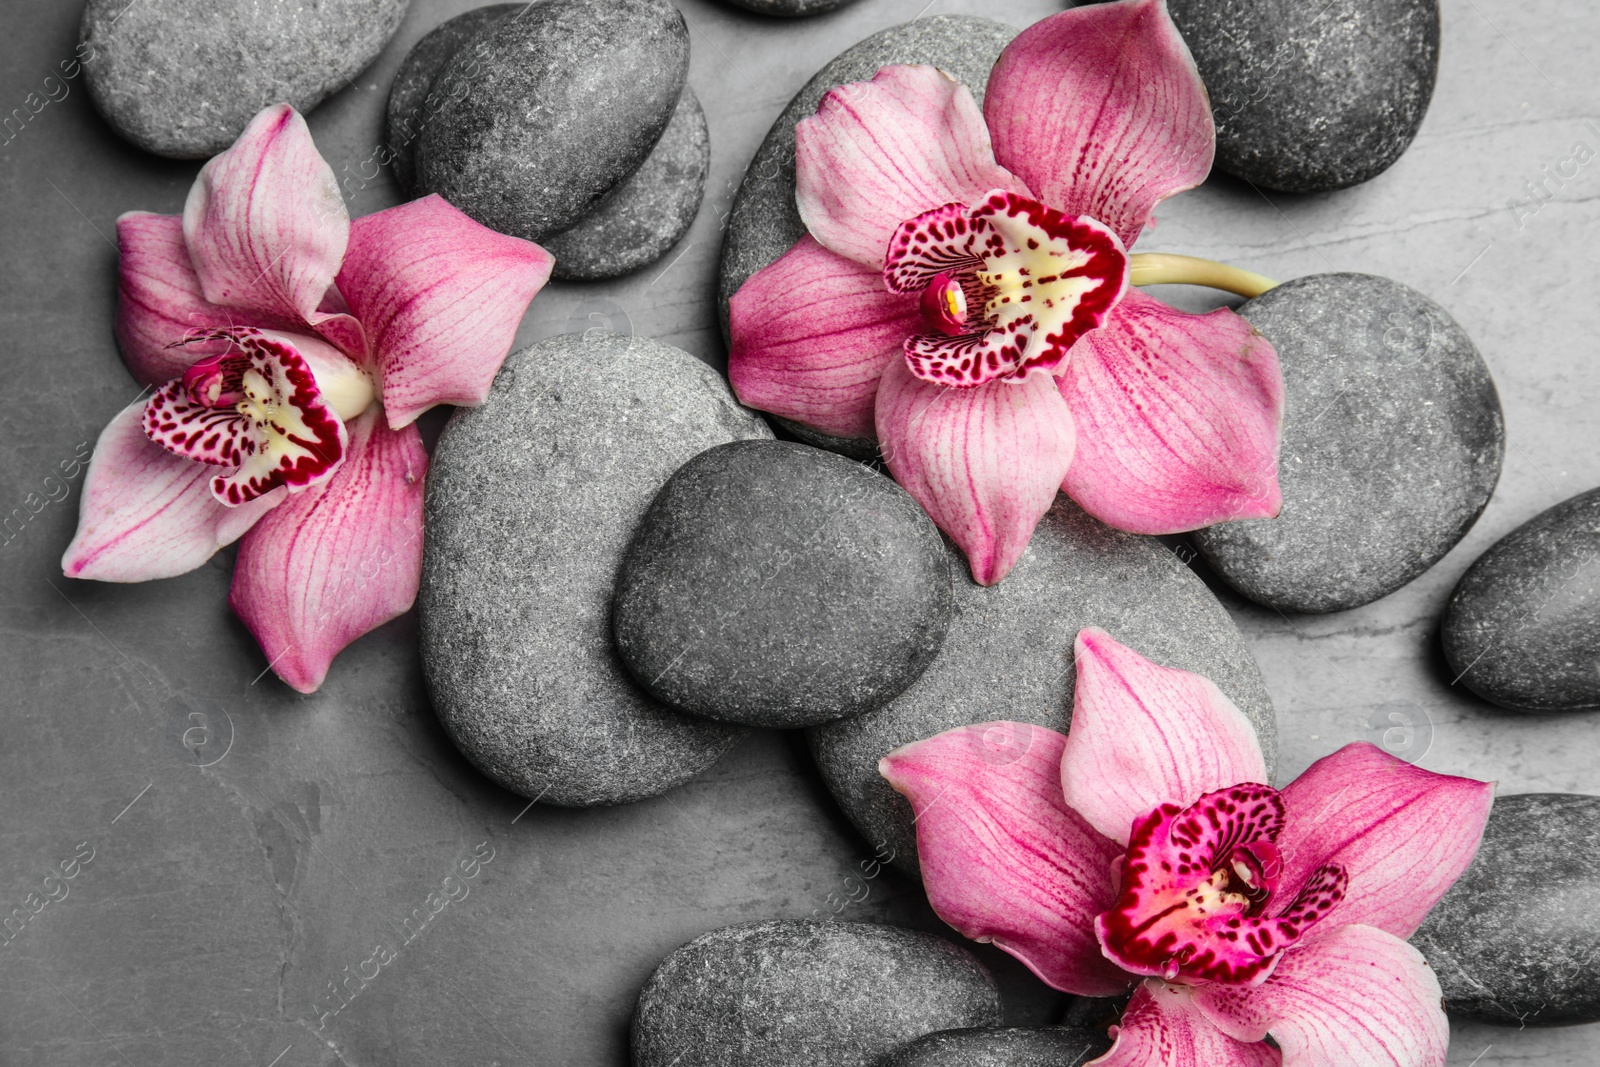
[879,1025,1112,1067]
[1167,0,1439,193]
[1413,793,1600,1026]
[809,499,1276,876]
[420,334,771,806]
[631,920,1002,1067]
[415,0,688,241]
[613,440,951,728]
[716,14,1018,460]
[1442,488,1600,711]
[716,0,860,16]
[1193,274,1503,614]
[80,0,410,158]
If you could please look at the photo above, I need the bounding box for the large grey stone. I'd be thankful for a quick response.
[80,0,410,158]
[879,1025,1112,1067]
[420,333,771,806]
[1194,274,1504,614]
[809,499,1276,875]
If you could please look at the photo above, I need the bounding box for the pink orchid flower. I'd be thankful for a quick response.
[61,104,553,693]
[881,629,1493,1067]
[728,0,1285,585]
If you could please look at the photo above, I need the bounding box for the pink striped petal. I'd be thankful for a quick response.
[879,723,1130,996]
[1195,925,1448,1067]
[795,64,1025,271]
[1059,288,1284,536]
[182,105,349,326]
[1277,743,1493,940]
[728,235,919,440]
[61,402,283,582]
[114,212,242,387]
[336,195,553,429]
[875,355,1075,585]
[1062,628,1267,846]
[983,0,1214,249]
[229,409,428,693]
[1096,981,1281,1067]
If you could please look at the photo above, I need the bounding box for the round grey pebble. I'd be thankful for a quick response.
[613,440,952,728]
[1167,0,1439,192]
[1412,793,1600,1026]
[810,499,1276,876]
[631,920,1002,1067]
[420,334,771,806]
[416,0,688,242]
[1193,273,1503,614]
[1442,487,1600,712]
[80,0,409,158]
[878,1025,1112,1067]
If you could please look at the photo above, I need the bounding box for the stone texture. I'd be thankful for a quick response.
[1193,274,1504,614]
[613,440,952,728]
[80,0,410,158]
[879,1025,1112,1067]
[1413,793,1600,1026]
[1442,487,1600,711]
[1167,0,1440,193]
[810,498,1276,875]
[416,0,688,241]
[631,920,1002,1067]
[718,0,860,14]
[420,333,771,805]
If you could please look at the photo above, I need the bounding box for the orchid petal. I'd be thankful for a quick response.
[229,409,428,694]
[1094,981,1281,1067]
[1062,628,1267,846]
[983,0,1214,249]
[61,402,283,582]
[1277,742,1493,940]
[1059,288,1284,535]
[795,64,1025,271]
[335,195,553,429]
[728,235,919,440]
[875,355,1075,585]
[1194,924,1448,1067]
[879,722,1130,996]
[114,212,242,387]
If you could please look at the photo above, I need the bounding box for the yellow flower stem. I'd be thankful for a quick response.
[1127,253,1278,299]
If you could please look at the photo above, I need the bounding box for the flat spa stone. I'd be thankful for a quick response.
[716,14,1018,460]
[1442,487,1600,711]
[80,0,409,158]
[879,1025,1113,1067]
[1412,793,1600,1026]
[612,440,952,728]
[809,498,1276,876]
[415,0,688,242]
[420,333,771,806]
[631,920,1002,1067]
[1166,0,1439,192]
[1193,274,1503,614]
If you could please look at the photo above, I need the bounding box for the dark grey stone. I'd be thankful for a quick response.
[80,0,410,158]
[1167,0,1439,193]
[1413,793,1600,1026]
[632,920,1002,1067]
[1193,274,1503,614]
[613,440,952,728]
[420,333,772,806]
[717,0,859,16]
[1442,488,1600,711]
[878,1025,1112,1067]
[415,0,688,241]
[809,499,1276,875]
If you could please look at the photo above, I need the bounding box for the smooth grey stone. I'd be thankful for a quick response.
[716,14,1018,460]
[1193,274,1503,614]
[809,499,1276,876]
[1413,793,1600,1026]
[420,333,771,806]
[416,0,688,242]
[1167,0,1439,193]
[613,440,952,728]
[1442,487,1600,711]
[718,0,859,16]
[632,920,1002,1067]
[878,1025,1112,1067]
[80,0,410,159]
